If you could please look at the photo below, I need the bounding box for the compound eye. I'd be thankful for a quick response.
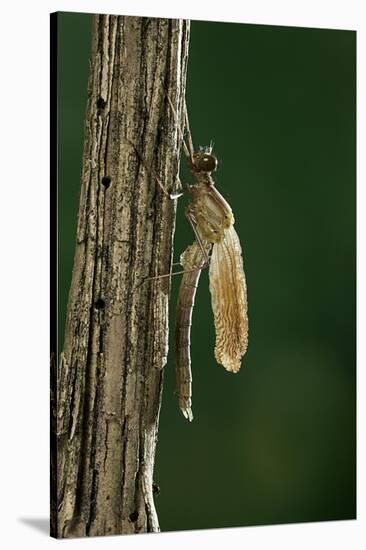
[195,154,218,172]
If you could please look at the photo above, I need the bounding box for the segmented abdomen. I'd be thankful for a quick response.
[175,240,211,421]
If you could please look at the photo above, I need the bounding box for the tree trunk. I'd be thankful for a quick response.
[51,14,190,538]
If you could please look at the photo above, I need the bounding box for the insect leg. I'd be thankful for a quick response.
[124,137,185,199]
[166,94,194,166]
[183,99,195,162]
[135,251,205,293]
[185,209,210,269]
[144,211,210,283]
[144,265,203,282]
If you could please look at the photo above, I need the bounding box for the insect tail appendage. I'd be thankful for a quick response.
[179,400,193,422]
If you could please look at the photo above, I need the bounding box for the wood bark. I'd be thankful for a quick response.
[51,15,190,538]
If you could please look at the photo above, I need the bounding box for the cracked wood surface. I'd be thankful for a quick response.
[51,15,190,538]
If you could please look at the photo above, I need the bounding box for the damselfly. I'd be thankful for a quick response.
[150,97,248,421]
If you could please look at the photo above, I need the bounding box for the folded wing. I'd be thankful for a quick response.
[209,225,248,372]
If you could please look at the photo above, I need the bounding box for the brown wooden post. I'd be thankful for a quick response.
[51,14,190,538]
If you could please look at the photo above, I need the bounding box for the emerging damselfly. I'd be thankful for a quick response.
[149,97,248,421]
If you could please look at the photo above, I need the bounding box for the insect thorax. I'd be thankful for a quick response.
[189,184,234,243]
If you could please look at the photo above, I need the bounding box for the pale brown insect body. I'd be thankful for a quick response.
[174,144,248,421]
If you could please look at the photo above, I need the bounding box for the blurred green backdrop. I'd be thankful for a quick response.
[57,13,356,531]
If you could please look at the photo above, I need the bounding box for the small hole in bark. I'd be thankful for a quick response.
[96,97,106,110]
[95,298,105,310]
[152,482,160,496]
[102,176,111,189]
[106,495,110,500]
[129,510,139,522]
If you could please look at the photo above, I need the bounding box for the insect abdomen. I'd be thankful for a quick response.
[175,240,211,421]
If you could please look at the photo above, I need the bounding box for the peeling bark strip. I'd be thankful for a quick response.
[52,15,190,538]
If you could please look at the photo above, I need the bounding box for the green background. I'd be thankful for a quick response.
[58,13,356,531]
